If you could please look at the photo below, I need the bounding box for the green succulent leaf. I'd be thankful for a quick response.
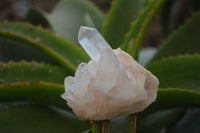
[166,108,200,133]
[146,54,200,133]
[147,54,200,90]
[118,88,200,133]
[151,10,200,62]
[102,0,145,48]
[0,81,68,110]
[25,0,104,44]
[0,61,66,85]
[0,30,75,75]
[110,88,200,132]
[121,0,167,59]
[0,31,54,64]
[0,22,90,67]
[140,88,200,118]
[0,103,89,133]
[137,108,185,133]
[47,0,105,44]
[25,8,51,28]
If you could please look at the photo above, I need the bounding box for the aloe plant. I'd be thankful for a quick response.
[1,0,200,132]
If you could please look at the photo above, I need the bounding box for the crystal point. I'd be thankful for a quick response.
[78,26,111,59]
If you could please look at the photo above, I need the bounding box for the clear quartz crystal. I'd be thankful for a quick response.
[78,26,112,59]
[62,26,159,120]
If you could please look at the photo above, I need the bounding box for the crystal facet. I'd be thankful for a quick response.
[61,27,159,120]
[78,26,112,59]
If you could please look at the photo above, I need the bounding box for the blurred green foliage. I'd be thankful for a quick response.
[0,0,200,132]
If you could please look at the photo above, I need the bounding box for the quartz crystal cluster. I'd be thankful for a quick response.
[61,26,159,120]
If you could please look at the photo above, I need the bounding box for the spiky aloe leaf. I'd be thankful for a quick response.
[151,10,200,62]
[111,89,200,133]
[0,30,75,75]
[0,103,89,133]
[121,0,167,59]
[0,22,90,67]
[25,8,51,28]
[141,89,200,118]
[102,0,145,48]
[25,0,105,44]
[146,54,200,133]
[0,82,67,110]
[0,61,66,85]
[147,54,200,90]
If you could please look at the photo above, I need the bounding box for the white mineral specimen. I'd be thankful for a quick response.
[61,26,159,120]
